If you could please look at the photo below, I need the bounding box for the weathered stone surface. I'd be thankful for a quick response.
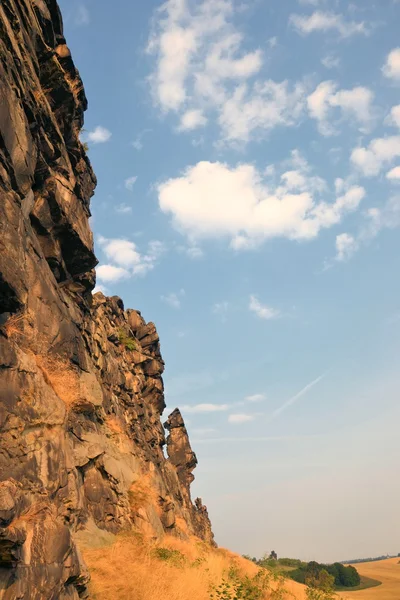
[0,1,214,598]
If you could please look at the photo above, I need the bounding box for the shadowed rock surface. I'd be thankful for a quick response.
[0,1,214,598]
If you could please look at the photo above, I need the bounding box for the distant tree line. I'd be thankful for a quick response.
[342,554,396,564]
[242,553,361,591]
[288,561,360,589]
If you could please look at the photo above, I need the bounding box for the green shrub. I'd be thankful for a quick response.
[118,328,137,351]
[210,568,286,600]
[152,547,185,566]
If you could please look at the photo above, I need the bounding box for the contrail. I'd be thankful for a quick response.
[268,372,328,422]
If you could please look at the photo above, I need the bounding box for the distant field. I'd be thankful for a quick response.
[338,558,400,600]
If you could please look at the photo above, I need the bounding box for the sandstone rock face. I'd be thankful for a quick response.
[0,2,214,598]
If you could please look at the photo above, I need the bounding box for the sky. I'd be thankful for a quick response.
[58,0,400,563]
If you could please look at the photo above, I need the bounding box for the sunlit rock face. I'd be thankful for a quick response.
[0,1,214,598]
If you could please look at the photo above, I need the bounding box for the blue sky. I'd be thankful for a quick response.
[59,0,400,562]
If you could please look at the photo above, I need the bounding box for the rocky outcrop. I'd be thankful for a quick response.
[0,2,214,599]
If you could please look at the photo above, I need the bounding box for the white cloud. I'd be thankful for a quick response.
[245,393,266,403]
[351,136,400,177]
[335,233,358,261]
[75,5,89,26]
[290,11,367,38]
[96,265,129,283]
[157,155,364,248]
[179,109,207,130]
[147,0,310,144]
[307,81,374,136]
[87,126,112,144]
[228,413,254,423]
[115,203,132,214]
[387,166,400,181]
[382,48,400,80]
[181,403,229,413]
[334,196,400,262]
[186,245,203,258]
[218,80,307,143]
[249,295,279,320]
[321,54,340,70]
[125,176,138,191]
[93,283,108,295]
[191,427,218,436]
[161,289,185,309]
[97,236,165,279]
[387,105,400,129]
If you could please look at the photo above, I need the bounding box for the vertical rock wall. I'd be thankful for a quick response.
[0,2,214,598]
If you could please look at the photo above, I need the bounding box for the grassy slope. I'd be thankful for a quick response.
[81,533,308,600]
[338,558,400,600]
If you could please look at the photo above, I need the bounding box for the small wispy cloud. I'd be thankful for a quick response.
[290,11,367,38]
[228,413,254,424]
[181,403,229,413]
[268,373,327,422]
[245,393,266,403]
[115,203,132,214]
[87,126,112,144]
[213,301,230,322]
[161,289,185,309]
[75,4,90,26]
[125,176,138,191]
[249,295,279,320]
[191,427,218,436]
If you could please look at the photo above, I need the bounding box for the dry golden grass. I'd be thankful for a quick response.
[128,475,158,513]
[2,313,27,339]
[338,558,400,600]
[35,355,80,406]
[82,533,307,600]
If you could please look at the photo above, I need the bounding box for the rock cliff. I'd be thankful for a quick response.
[0,1,214,598]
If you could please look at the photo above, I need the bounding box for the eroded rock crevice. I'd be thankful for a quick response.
[0,2,214,598]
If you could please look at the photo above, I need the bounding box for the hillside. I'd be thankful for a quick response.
[338,558,400,600]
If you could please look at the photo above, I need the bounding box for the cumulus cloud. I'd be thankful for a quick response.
[96,236,165,282]
[387,105,400,128]
[96,265,129,283]
[161,289,185,309]
[387,166,400,181]
[228,413,254,423]
[245,393,266,402]
[249,295,279,320]
[125,176,138,191]
[87,126,112,144]
[351,136,400,177]
[382,48,400,80]
[218,80,307,143]
[157,153,365,248]
[307,81,374,136]
[147,0,309,144]
[290,11,367,38]
[181,403,229,413]
[179,109,207,130]
[335,233,358,261]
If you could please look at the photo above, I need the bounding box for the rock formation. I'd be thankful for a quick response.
[0,1,214,598]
